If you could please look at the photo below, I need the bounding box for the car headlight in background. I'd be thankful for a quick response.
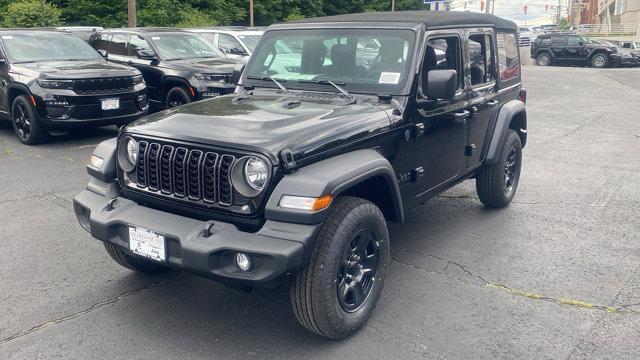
[37,79,74,89]
[244,157,268,191]
[132,74,145,85]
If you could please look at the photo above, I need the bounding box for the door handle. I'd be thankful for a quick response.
[486,100,499,109]
[453,110,470,124]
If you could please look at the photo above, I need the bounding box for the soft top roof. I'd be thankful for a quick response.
[293,11,517,31]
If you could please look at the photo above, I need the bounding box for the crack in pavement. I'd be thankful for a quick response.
[0,274,182,346]
[0,193,52,205]
[391,246,639,316]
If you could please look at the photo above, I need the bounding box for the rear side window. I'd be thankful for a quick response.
[218,33,243,52]
[108,34,129,56]
[497,33,520,82]
[567,36,580,46]
[552,36,566,46]
[468,33,495,86]
[89,32,110,51]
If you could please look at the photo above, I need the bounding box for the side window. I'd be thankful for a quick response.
[127,34,151,56]
[422,35,463,94]
[89,32,110,51]
[552,36,566,46]
[567,36,580,46]
[468,33,495,86]
[108,34,129,56]
[497,33,520,81]
[218,33,243,53]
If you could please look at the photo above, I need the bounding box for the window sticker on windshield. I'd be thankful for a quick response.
[379,72,401,84]
[1,35,13,40]
[151,37,160,40]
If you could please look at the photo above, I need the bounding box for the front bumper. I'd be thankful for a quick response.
[73,180,319,286]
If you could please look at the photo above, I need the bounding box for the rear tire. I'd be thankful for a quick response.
[11,95,48,145]
[103,242,168,273]
[476,129,522,208]
[165,86,191,109]
[536,52,552,66]
[590,53,609,68]
[290,197,389,339]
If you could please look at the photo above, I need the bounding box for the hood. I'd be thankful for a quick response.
[125,92,394,162]
[14,60,139,80]
[164,57,238,74]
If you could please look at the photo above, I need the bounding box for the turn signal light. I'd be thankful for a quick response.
[279,194,333,212]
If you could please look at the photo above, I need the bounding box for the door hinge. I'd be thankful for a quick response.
[279,148,296,170]
[465,144,476,157]
[410,167,424,182]
[413,123,425,138]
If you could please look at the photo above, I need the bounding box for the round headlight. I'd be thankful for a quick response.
[244,157,268,191]
[126,138,138,165]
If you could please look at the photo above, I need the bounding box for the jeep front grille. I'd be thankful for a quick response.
[73,77,134,95]
[128,140,236,207]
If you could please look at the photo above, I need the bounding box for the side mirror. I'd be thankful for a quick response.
[97,49,108,59]
[578,40,584,46]
[228,47,247,56]
[137,49,157,61]
[426,69,458,100]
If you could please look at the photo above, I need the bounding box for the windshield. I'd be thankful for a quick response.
[150,32,226,60]
[244,29,415,93]
[237,34,262,52]
[2,32,102,63]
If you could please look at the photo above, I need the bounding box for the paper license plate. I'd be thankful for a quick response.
[129,226,166,262]
[101,98,120,110]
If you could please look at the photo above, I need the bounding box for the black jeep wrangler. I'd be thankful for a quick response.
[74,11,527,339]
[89,28,242,112]
[531,33,621,68]
[0,29,148,144]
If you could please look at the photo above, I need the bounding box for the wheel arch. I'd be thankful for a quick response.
[7,83,32,110]
[161,76,192,102]
[265,149,404,225]
[484,100,526,165]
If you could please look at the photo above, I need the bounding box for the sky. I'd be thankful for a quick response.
[448,0,571,25]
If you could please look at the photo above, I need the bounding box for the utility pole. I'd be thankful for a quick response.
[127,0,136,27]
[391,0,396,11]
[249,0,254,27]
[41,0,45,26]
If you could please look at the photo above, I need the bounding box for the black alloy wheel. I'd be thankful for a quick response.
[165,87,191,109]
[336,229,380,312]
[11,95,47,145]
[504,146,518,195]
[476,129,523,208]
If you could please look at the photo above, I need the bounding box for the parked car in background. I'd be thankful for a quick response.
[620,41,639,49]
[595,39,640,66]
[517,27,535,47]
[57,26,103,41]
[89,28,242,111]
[531,34,621,68]
[0,29,148,144]
[187,27,265,61]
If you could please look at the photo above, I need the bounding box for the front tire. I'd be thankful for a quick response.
[165,86,191,109]
[11,95,47,144]
[290,197,389,339]
[103,242,168,274]
[536,52,552,66]
[591,53,609,68]
[476,129,523,208]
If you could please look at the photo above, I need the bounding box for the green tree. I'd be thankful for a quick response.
[52,0,127,27]
[3,0,62,27]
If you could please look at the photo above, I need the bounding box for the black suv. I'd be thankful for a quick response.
[531,34,621,68]
[0,29,148,144]
[89,28,242,111]
[75,12,527,339]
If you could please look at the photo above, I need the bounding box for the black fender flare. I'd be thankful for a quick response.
[534,49,554,60]
[265,149,404,225]
[161,76,192,101]
[484,100,526,165]
[87,138,118,182]
[5,83,33,109]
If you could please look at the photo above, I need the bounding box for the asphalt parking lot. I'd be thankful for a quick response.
[1,65,639,359]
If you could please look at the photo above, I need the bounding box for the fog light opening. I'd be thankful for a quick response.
[235,252,252,272]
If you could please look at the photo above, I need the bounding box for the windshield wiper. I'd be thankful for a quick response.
[246,76,289,94]
[299,80,356,104]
